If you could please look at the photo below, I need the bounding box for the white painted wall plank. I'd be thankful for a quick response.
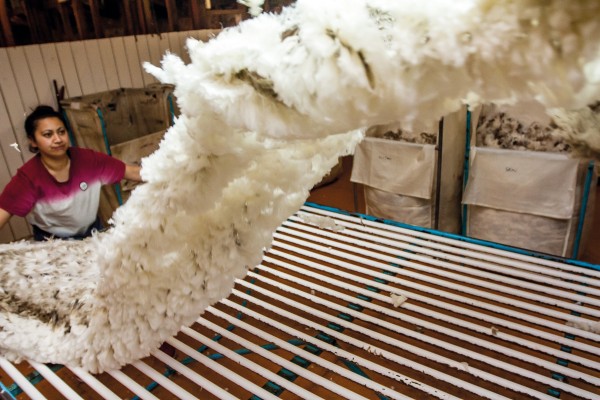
[97,39,121,90]
[55,42,83,98]
[167,32,183,59]
[134,35,157,86]
[158,33,171,63]
[24,45,56,108]
[84,40,109,93]
[70,41,96,94]
[40,43,67,105]
[0,48,30,164]
[178,31,192,64]
[147,34,163,69]
[110,37,133,88]
[123,36,145,88]
[0,91,31,240]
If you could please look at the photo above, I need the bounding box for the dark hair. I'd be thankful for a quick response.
[25,105,67,153]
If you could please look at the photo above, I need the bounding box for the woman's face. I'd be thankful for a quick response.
[29,117,69,158]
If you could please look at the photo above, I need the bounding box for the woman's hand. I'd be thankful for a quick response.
[0,208,11,231]
[124,164,143,182]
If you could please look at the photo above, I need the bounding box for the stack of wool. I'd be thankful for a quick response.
[551,103,600,160]
[0,0,599,372]
[475,108,571,152]
[368,126,437,145]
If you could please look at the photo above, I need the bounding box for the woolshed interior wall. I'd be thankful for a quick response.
[0,29,218,244]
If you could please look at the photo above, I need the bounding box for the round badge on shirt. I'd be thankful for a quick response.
[80,182,88,191]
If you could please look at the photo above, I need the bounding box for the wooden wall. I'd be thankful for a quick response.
[0,29,218,243]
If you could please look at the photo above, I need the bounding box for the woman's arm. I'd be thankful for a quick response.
[124,164,142,182]
[0,208,12,231]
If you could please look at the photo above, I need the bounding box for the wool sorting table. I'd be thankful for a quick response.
[1,203,599,399]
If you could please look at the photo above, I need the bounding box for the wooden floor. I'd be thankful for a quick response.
[308,156,600,265]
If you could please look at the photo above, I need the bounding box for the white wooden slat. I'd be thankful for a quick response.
[0,49,30,166]
[178,31,192,64]
[23,45,56,108]
[110,37,133,88]
[5,49,40,248]
[0,91,31,241]
[0,90,24,175]
[97,38,121,90]
[70,41,96,95]
[133,35,157,86]
[146,34,163,69]
[123,36,145,88]
[84,40,110,93]
[7,46,40,113]
[167,31,183,59]
[55,42,83,98]
[0,148,16,242]
[39,43,67,103]
[158,33,171,63]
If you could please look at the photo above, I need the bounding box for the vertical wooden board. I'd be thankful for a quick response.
[70,41,96,95]
[147,34,163,67]
[0,96,31,241]
[178,31,192,64]
[97,38,121,90]
[40,43,68,104]
[134,34,157,86]
[0,223,14,244]
[24,45,55,108]
[186,29,217,43]
[167,31,182,58]
[6,216,31,242]
[0,88,24,175]
[0,48,30,165]
[110,37,133,88]
[122,35,145,88]
[55,42,83,98]
[84,40,109,93]
[7,46,39,113]
[156,33,171,69]
[0,118,16,244]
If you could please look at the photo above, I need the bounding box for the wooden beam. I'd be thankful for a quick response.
[141,0,157,34]
[71,0,88,39]
[57,2,75,40]
[164,0,177,31]
[122,0,136,35]
[88,0,104,38]
[135,0,147,33]
[190,0,204,29]
[0,0,15,46]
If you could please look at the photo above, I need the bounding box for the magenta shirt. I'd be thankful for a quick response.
[0,147,125,237]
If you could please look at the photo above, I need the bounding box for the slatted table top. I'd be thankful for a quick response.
[1,203,599,399]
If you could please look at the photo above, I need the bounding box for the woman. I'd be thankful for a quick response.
[0,105,142,241]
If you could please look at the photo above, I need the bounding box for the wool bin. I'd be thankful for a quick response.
[350,108,467,233]
[60,85,176,222]
[462,104,596,258]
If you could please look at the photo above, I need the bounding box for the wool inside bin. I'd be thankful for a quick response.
[352,137,438,227]
[60,85,176,222]
[350,108,467,233]
[463,105,597,258]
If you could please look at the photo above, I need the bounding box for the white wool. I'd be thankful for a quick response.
[0,0,599,373]
[238,0,264,17]
[299,214,345,232]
